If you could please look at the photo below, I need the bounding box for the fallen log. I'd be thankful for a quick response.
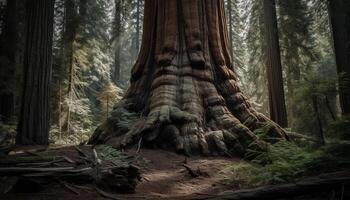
[203,171,350,200]
[0,145,141,195]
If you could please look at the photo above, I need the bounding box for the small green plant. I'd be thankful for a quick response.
[225,118,350,188]
[95,145,130,167]
[327,115,350,140]
[289,74,338,135]
[0,122,16,146]
[226,140,350,187]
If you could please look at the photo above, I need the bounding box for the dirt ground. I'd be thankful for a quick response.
[1,147,240,200]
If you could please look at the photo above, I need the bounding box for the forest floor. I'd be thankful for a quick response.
[121,149,239,199]
[1,146,241,200]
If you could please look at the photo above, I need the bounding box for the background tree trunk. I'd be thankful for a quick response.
[113,0,122,84]
[63,0,78,134]
[0,0,17,122]
[16,0,55,145]
[89,0,287,156]
[328,0,350,115]
[136,0,141,51]
[263,0,288,128]
[226,0,233,57]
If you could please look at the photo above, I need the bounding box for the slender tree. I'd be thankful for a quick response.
[244,0,270,115]
[263,0,288,127]
[16,0,55,145]
[63,0,79,134]
[113,0,122,84]
[90,0,287,156]
[328,0,350,115]
[135,0,141,51]
[226,0,233,48]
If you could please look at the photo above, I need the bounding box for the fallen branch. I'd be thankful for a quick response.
[16,158,65,167]
[95,187,122,200]
[0,166,75,173]
[61,156,76,164]
[92,148,102,165]
[59,181,80,195]
[182,164,201,178]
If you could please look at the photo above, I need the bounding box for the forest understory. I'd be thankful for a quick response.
[1,145,349,200]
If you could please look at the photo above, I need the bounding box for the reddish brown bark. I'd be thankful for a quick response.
[328,0,350,115]
[263,0,288,127]
[16,0,55,145]
[89,0,287,156]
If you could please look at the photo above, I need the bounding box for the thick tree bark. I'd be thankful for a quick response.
[0,0,17,122]
[263,0,288,128]
[328,0,350,115]
[89,0,287,156]
[16,0,55,145]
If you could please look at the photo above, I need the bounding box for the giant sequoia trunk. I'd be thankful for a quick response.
[89,0,287,156]
[16,0,55,145]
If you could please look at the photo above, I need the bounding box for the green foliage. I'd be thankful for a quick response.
[242,0,270,115]
[95,145,130,167]
[327,116,350,140]
[225,115,350,188]
[0,122,16,146]
[109,100,139,132]
[290,74,338,134]
[225,0,245,71]
[279,0,338,133]
[97,81,123,119]
[50,0,116,143]
[49,125,92,145]
[226,140,350,187]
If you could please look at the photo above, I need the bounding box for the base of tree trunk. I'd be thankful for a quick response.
[89,99,287,157]
[88,0,288,157]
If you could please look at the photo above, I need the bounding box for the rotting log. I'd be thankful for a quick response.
[0,145,140,194]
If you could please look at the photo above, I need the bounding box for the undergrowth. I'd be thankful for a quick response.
[95,144,131,167]
[0,122,16,146]
[224,116,350,188]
